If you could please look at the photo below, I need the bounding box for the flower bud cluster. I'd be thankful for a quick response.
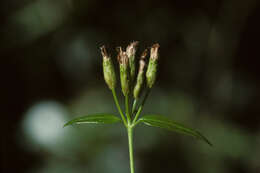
[100,42,160,97]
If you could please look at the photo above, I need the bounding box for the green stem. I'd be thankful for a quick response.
[125,95,131,123]
[132,104,143,124]
[127,127,135,173]
[132,99,138,115]
[112,89,128,127]
[133,89,151,124]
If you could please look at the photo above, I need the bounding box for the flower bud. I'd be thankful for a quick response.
[101,46,116,90]
[133,49,147,99]
[117,47,130,96]
[146,43,160,88]
[126,41,138,81]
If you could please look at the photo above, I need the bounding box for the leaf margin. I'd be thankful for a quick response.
[63,113,122,127]
[137,114,212,146]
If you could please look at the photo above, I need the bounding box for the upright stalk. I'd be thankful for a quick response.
[133,89,150,123]
[125,95,131,123]
[112,89,128,127]
[127,127,135,173]
[132,99,138,115]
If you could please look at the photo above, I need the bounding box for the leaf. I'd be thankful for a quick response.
[138,115,212,146]
[64,114,121,127]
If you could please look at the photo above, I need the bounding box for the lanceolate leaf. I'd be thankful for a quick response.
[64,114,121,127]
[138,115,212,146]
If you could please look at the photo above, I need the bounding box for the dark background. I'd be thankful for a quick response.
[1,0,260,173]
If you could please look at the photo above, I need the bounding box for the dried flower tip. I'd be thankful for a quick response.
[100,45,109,60]
[126,41,139,58]
[117,47,129,65]
[139,49,147,72]
[150,43,160,60]
[101,45,116,90]
[139,60,145,73]
[140,49,148,60]
[116,46,122,61]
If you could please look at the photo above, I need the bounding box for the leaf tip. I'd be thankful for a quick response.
[204,139,213,147]
[196,131,213,147]
[206,140,213,147]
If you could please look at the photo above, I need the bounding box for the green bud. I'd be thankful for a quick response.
[126,41,139,81]
[117,47,130,96]
[101,46,116,90]
[146,43,160,88]
[133,49,147,99]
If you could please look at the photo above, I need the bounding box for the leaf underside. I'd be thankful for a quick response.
[138,115,212,146]
[64,114,121,127]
